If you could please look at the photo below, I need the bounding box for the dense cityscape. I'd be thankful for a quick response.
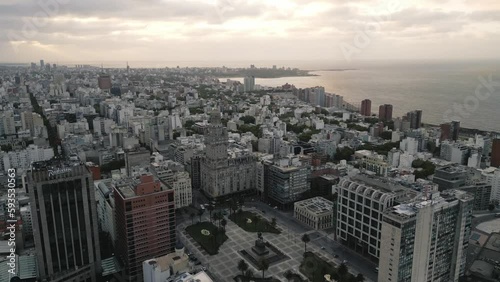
[0,60,498,282]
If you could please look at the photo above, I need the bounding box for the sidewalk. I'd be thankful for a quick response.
[177,208,374,282]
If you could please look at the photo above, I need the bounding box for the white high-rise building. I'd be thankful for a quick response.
[20,205,33,237]
[94,179,116,246]
[379,190,473,282]
[481,167,500,202]
[150,162,193,209]
[334,175,418,261]
[244,76,255,92]
[400,137,418,155]
[0,145,54,172]
[387,148,401,167]
[0,110,16,136]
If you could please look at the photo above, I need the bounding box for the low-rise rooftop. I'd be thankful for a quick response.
[295,196,333,215]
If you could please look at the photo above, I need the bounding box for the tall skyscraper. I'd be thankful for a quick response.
[360,99,372,116]
[314,86,326,107]
[40,59,45,69]
[200,110,256,198]
[28,159,101,282]
[243,76,255,92]
[379,104,393,121]
[114,174,176,281]
[378,190,473,282]
[405,110,422,129]
[267,157,310,209]
[451,120,460,140]
[440,121,460,141]
[335,175,417,261]
[98,74,112,91]
[491,139,500,168]
[415,109,422,129]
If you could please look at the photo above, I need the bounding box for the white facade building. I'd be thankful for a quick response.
[0,145,54,172]
[294,197,334,230]
[20,205,33,237]
[400,137,418,155]
[481,167,500,202]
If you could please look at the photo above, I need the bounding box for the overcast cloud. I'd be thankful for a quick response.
[1,0,499,63]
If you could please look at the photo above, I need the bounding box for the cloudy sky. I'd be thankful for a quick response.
[1,0,500,64]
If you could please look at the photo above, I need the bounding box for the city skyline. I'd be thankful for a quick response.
[2,1,500,281]
[2,0,500,63]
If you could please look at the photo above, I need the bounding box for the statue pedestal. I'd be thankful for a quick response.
[251,239,269,256]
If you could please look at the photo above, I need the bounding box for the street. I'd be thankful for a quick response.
[245,199,378,281]
[177,192,379,281]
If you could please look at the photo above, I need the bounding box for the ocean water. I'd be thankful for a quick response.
[224,60,500,132]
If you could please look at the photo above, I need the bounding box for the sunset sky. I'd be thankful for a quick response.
[1,0,500,63]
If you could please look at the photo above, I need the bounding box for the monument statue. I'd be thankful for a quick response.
[253,231,269,256]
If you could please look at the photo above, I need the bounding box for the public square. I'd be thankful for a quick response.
[177,205,375,282]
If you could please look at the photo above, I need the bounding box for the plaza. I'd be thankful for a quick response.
[177,207,358,282]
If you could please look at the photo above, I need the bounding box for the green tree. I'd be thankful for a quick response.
[335,147,354,162]
[190,212,195,225]
[338,263,348,281]
[258,258,269,278]
[238,197,245,208]
[239,115,256,124]
[238,259,249,276]
[0,144,13,152]
[301,234,310,253]
[271,217,277,228]
[380,131,392,140]
[198,208,205,222]
[207,205,214,222]
[221,218,227,231]
[229,198,237,216]
[244,269,254,278]
[184,120,196,129]
[284,270,294,282]
[356,273,365,282]
[489,203,495,211]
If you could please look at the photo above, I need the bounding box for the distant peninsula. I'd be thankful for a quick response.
[318,68,358,71]
[214,66,317,78]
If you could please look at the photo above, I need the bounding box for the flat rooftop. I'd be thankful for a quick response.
[350,174,410,194]
[295,196,333,214]
[436,165,468,174]
[31,158,84,172]
[385,190,472,221]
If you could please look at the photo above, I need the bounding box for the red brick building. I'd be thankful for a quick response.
[98,74,112,91]
[379,104,393,121]
[492,139,500,168]
[114,174,176,281]
[360,99,371,116]
[86,162,101,180]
